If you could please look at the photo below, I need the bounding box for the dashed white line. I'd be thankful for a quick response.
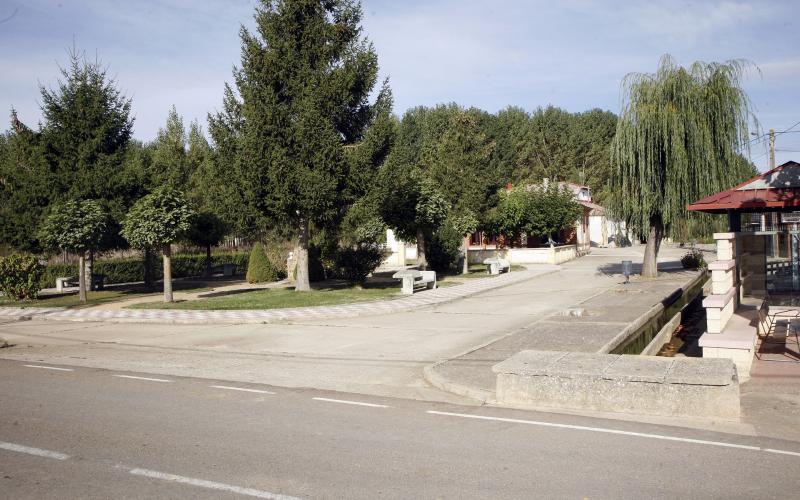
[112,374,172,383]
[426,411,765,452]
[0,441,70,460]
[210,385,276,395]
[23,364,74,371]
[312,397,389,408]
[129,468,300,499]
[765,448,800,457]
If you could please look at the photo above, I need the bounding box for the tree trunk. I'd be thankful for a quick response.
[86,249,94,291]
[205,244,212,278]
[144,248,155,289]
[461,235,470,275]
[163,244,173,302]
[641,214,664,279]
[78,252,87,303]
[416,228,428,271]
[295,217,311,291]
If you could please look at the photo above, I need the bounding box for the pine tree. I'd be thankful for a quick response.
[229,0,380,291]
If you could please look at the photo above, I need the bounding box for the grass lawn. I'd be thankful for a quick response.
[0,285,213,309]
[130,285,401,310]
[0,290,138,309]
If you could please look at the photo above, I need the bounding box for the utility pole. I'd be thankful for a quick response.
[769,128,776,169]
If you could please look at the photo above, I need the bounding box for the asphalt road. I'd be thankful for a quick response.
[1,359,798,499]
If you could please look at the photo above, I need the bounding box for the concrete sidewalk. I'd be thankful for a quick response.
[424,247,705,402]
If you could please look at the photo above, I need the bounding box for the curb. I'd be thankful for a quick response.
[423,362,494,404]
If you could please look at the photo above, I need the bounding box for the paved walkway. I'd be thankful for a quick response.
[424,246,705,401]
[0,266,557,324]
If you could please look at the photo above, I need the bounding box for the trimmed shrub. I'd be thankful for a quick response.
[0,254,44,300]
[335,245,385,285]
[680,249,706,270]
[246,243,279,283]
[427,226,462,274]
[37,251,250,289]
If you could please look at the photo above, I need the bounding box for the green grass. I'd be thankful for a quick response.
[440,264,526,281]
[0,290,138,309]
[130,285,401,310]
[0,285,214,309]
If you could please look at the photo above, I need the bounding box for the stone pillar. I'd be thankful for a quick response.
[699,232,758,381]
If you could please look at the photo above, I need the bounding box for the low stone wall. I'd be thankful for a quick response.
[493,351,740,420]
[467,245,579,265]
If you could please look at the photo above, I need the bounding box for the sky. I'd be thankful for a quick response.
[1,0,799,169]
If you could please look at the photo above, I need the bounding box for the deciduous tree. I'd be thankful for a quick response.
[610,56,758,277]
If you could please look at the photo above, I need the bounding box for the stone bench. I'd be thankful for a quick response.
[56,274,105,292]
[493,350,740,420]
[483,258,511,275]
[210,263,237,277]
[392,269,437,295]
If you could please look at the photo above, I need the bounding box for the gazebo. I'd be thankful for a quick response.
[688,160,800,377]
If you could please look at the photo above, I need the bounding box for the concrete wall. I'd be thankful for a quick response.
[493,351,740,420]
[467,245,580,265]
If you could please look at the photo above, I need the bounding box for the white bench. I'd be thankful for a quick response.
[392,269,437,295]
[56,274,105,292]
[483,258,511,275]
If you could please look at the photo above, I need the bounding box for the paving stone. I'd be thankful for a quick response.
[546,352,620,378]
[665,357,736,386]
[602,355,673,383]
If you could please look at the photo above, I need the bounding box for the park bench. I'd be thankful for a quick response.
[210,263,237,277]
[483,257,511,275]
[55,274,105,292]
[392,269,437,295]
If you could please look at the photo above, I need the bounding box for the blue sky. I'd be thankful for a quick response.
[2,0,798,169]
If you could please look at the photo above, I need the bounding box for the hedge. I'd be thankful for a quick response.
[38,251,250,289]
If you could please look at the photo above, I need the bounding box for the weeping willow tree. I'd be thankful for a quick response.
[610,55,759,278]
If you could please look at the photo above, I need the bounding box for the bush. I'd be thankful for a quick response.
[246,243,279,283]
[0,254,44,300]
[427,226,462,274]
[335,245,385,285]
[680,249,706,270]
[36,251,250,289]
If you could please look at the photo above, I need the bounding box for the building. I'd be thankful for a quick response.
[687,160,800,378]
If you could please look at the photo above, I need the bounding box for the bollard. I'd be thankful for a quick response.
[622,260,632,284]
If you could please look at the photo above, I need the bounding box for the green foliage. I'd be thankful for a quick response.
[37,251,250,289]
[426,224,463,274]
[230,0,381,260]
[334,245,385,285]
[681,249,707,270]
[150,106,191,188]
[378,169,449,242]
[490,184,582,244]
[121,187,194,249]
[340,197,386,246]
[246,243,279,283]
[610,55,758,238]
[0,254,43,300]
[186,212,228,249]
[39,199,107,253]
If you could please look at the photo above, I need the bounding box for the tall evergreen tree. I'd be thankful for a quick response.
[40,49,134,225]
[230,0,380,291]
[610,55,758,277]
[150,106,190,188]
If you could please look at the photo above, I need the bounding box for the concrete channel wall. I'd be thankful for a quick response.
[493,351,740,420]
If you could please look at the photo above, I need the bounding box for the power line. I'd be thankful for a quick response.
[781,119,800,134]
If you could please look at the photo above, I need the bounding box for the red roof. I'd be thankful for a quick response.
[687,161,800,213]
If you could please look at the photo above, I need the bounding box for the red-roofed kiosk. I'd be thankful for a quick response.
[688,161,800,378]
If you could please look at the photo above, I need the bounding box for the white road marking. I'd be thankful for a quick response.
[210,385,276,395]
[23,364,73,372]
[426,411,786,454]
[765,448,800,457]
[312,397,389,408]
[0,441,70,460]
[129,468,300,499]
[112,374,172,383]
